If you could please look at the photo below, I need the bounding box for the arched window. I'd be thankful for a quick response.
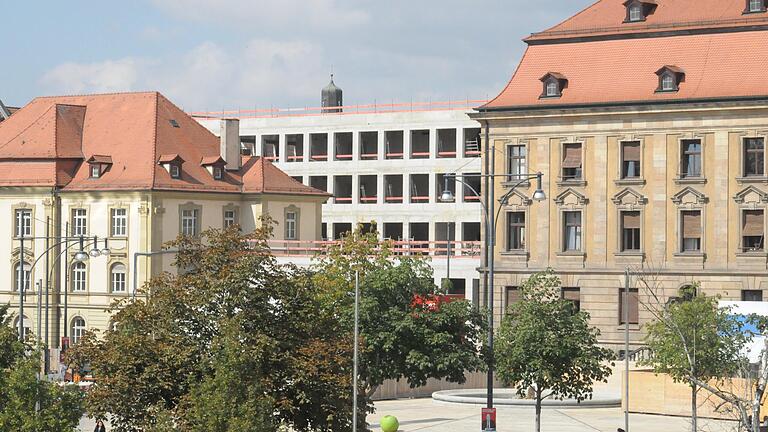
[13,315,31,340]
[72,262,87,292]
[111,263,127,293]
[13,262,31,292]
[71,317,86,344]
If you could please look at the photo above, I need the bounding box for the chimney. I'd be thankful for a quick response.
[220,118,241,171]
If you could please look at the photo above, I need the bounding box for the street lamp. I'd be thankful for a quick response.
[440,170,546,413]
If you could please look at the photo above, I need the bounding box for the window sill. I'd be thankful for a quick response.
[736,176,768,184]
[615,251,644,257]
[556,180,587,187]
[501,181,530,188]
[614,178,646,186]
[501,250,528,257]
[736,251,768,258]
[617,324,641,331]
[674,177,706,185]
[557,251,586,257]
[673,252,705,258]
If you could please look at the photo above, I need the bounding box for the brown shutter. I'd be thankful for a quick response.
[622,142,640,161]
[682,211,701,238]
[505,287,520,308]
[562,144,582,168]
[562,288,580,301]
[620,289,639,324]
[743,210,764,237]
[622,212,641,229]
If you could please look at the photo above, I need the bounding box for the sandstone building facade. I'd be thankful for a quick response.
[473,0,768,350]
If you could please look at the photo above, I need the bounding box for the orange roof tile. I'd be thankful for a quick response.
[482,1,768,111]
[0,92,328,199]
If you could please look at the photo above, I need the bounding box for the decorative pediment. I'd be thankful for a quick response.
[611,187,647,207]
[734,186,768,205]
[554,188,588,206]
[671,187,708,205]
[501,188,533,207]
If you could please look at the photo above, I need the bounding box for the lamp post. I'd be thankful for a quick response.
[441,169,546,415]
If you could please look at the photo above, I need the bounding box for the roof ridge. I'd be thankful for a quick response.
[530,0,603,39]
[33,90,160,101]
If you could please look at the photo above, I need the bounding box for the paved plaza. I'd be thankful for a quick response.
[369,398,736,432]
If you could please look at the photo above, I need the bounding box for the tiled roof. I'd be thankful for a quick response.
[0,92,329,198]
[482,1,768,111]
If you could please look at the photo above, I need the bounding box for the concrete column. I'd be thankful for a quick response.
[456,128,464,159]
[376,174,384,205]
[254,135,263,157]
[404,129,412,160]
[278,134,287,163]
[302,133,310,166]
[352,175,360,206]
[378,130,386,160]
[352,130,360,161]
[428,173,436,204]
[429,128,437,159]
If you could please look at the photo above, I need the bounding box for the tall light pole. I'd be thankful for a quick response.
[441,169,546,415]
[352,271,360,432]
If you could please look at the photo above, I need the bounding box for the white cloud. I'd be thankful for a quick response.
[40,59,140,95]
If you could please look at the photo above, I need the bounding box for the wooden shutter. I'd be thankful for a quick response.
[506,287,520,308]
[562,144,582,168]
[622,142,640,161]
[620,289,639,324]
[562,288,580,301]
[743,210,764,237]
[622,212,640,229]
[682,211,701,238]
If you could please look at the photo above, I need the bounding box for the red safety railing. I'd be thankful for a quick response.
[335,154,353,160]
[334,197,353,203]
[385,153,404,159]
[385,196,404,203]
[310,154,328,161]
[264,239,481,258]
[360,153,378,160]
[410,196,429,203]
[286,155,304,162]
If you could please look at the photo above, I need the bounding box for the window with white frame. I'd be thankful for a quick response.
[545,80,559,97]
[628,3,643,21]
[111,263,127,293]
[744,138,765,177]
[14,209,32,238]
[72,209,88,236]
[224,210,237,228]
[749,0,765,12]
[285,211,297,240]
[506,211,526,251]
[661,73,675,91]
[563,211,582,252]
[170,164,181,179]
[111,208,128,237]
[213,166,223,180]
[71,317,86,344]
[680,210,702,252]
[14,262,31,292]
[72,262,87,292]
[181,209,198,236]
[90,164,101,178]
[507,145,527,180]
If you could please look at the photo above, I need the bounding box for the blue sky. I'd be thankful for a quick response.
[2,0,594,111]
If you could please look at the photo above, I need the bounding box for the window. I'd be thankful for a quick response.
[224,210,237,228]
[90,164,100,178]
[285,211,297,240]
[170,164,181,179]
[111,263,126,293]
[748,0,765,12]
[563,211,582,252]
[621,211,641,252]
[506,212,526,251]
[213,166,223,180]
[562,143,582,180]
[169,119,180,128]
[505,286,520,310]
[681,140,702,178]
[507,145,527,180]
[621,141,641,179]
[71,317,86,344]
[742,290,763,301]
[72,209,87,236]
[681,210,702,252]
[72,262,87,292]
[181,209,198,237]
[14,209,31,238]
[744,138,765,177]
[619,288,639,325]
[111,208,127,237]
[562,287,581,312]
[742,210,764,251]
[661,73,676,91]
[14,262,30,292]
[545,80,559,97]
[628,3,643,21]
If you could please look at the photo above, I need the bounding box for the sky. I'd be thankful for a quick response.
[1,0,595,112]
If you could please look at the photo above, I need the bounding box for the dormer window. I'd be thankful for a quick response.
[623,0,657,23]
[213,166,223,180]
[158,154,185,179]
[540,72,568,99]
[746,0,766,13]
[655,66,685,93]
[86,155,113,179]
[200,156,227,180]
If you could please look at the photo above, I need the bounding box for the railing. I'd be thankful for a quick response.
[190,99,488,119]
[617,346,653,362]
[265,239,481,258]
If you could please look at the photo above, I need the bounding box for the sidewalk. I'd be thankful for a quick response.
[369,398,736,432]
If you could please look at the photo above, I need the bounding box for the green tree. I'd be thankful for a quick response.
[312,229,486,430]
[494,270,613,432]
[643,283,749,432]
[67,225,354,432]
[0,304,84,432]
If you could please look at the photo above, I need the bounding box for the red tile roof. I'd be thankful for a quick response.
[0,92,329,198]
[482,0,768,111]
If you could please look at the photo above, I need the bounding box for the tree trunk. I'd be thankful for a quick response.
[535,387,542,432]
[691,383,697,432]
